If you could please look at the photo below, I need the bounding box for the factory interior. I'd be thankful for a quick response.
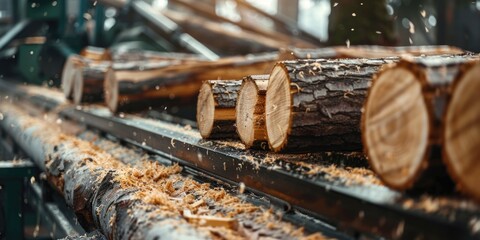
[0,0,479,239]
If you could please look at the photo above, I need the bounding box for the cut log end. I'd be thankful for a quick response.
[73,69,84,105]
[62,55,84,99]
[104,68,119,113]
[197,82,215,138]
[236,76,269,149]
[363,67,429,189]
[265,65,292,152]
[444,62,480,200]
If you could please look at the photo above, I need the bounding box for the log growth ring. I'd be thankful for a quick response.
[363,67,429,189]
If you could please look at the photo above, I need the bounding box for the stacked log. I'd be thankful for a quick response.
[235,75,269,149]
[105,52,277,113]
[362,55,479,192]
[197,79,242,139]
[264,58,398,152]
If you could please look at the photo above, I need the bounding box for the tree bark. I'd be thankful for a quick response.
[73,60,176,105]
[197,79,242,139]
[278,45,465,60]
[362,55,477,191]
[112,50,209,64]
[73,63,110,104]
[236,75,269,149]
[265,58,399,153]
[105,52,278,113]
[0,104,210,240]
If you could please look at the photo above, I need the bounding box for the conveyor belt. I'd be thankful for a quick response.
[1,80,480,239]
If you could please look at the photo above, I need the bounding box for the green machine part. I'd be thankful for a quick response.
[16,0,68,84]
[17,40,44,84]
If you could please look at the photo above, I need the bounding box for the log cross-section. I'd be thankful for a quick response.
[444,61,480,200]
[197,79,242,139]
[362,55,478,191]
[265,58,398,152]
[236,75,269,149]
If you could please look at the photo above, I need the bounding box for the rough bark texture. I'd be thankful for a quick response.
[74,64,109,104]
[363,55,478,191]
[112,50,208,64]
[197,80,242,139]
[106,52,277,113]
[0,105,209,240]
[278,45,465,61]
[267,58,399,152]
[278,47,339,61]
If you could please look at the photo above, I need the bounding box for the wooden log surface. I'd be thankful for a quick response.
[73,60,175,104]
[0,104,210,239]
[167,0,317,49]
[265,58,399,153]
[62,55,88,99]
[111,50,209,63]
[80,46,112,61]
[197,79,242,139]
[362,55,478,191]
[236,75,270,149]
[0,103,320,239]
[443,61,480,200]
[105,52,278,113]
[278,45,465,60]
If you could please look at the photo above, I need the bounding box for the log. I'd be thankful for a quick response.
[278,47,338,61]
[278,45,465,60]
[443,61,480,200]
[104,52,277,113]
[197,79,242,139]
[335,45,465,58]
[72,62,110,104]
[265,58,398,152]
[236,75,270,149]
[362,55,478,191]
[168,0,317,49]
[80,46,112,61]
[73,60,174,104]
[62,55,87,99]
[0,104,210,239]
[112,50,209,63]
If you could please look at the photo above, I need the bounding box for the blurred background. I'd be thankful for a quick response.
[1,0,478,51]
